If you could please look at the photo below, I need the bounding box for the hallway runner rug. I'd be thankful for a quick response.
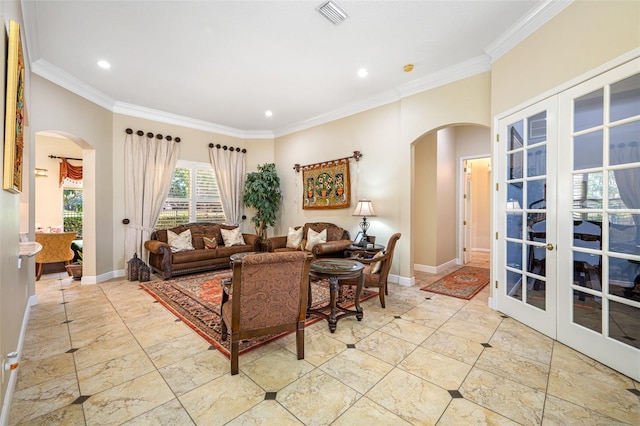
[420,266,490,300]
[140,270,376,358]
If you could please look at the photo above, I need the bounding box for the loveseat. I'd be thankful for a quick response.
[266,222,352,258]
[144,222,259,279]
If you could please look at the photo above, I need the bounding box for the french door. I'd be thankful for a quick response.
[496,58,640,380]
[557,59,639,381]
[496,98,557,339]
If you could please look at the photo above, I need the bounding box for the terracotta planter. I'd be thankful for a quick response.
[65,263,83,280]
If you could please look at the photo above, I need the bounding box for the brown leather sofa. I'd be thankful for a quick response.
[266,222,351,258]
[144,222,259,279]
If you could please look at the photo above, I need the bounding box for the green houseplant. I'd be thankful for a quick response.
[243,163,282,240]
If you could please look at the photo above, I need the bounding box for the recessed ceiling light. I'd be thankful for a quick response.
[357,68,368,78]
[265,110,273,117]
[97,60,111,69]
[404,64,414,72]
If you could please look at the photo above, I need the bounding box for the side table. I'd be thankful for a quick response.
[307,259,364,333]
[344,243,385,259]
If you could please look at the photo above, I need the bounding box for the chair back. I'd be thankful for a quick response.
[231,251,312,334]
[378,233,401,279]
[35,232,76,263]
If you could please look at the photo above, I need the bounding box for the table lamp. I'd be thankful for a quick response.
[352,199,376,246]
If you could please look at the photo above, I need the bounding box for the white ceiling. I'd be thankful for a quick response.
[22,1,569,138]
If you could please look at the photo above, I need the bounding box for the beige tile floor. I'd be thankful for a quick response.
[8,253,640,425]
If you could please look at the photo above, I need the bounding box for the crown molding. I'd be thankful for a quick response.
[273,89,401,138]
[32,59,117,111]
[484,0,573,62]
[112,102,274,140]
[274,55,491,137]
[396,55,491,98]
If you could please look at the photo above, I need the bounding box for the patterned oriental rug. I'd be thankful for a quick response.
[420,266,490,300]
[140,270,376,358]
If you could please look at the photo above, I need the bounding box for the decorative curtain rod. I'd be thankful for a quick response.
[208,143,247,153]
[293,150,362,173]
[125,128,181,142]
[49,155,82,161]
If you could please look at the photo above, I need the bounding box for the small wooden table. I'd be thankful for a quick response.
[307,259,364,333]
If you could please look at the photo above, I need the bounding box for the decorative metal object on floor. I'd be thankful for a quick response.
[127,253,143,281]
[138,262,151,282]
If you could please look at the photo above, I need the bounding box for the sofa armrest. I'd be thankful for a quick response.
[145,239,171,254]
[266,236,288,252]
[312,239,352,257]
[242,233,260,251]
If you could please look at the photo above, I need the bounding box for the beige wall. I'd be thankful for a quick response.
[413,132,437,266]
[436,128,457,265]
[34,135,83,230]
[0,1,32,412]
[274,103,402,242]
[30,75,113,283]
[492,0,640,117]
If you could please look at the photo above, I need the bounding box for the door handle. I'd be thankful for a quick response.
[546,243,554,251]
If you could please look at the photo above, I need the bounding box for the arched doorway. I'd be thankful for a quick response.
[34,131,96,284]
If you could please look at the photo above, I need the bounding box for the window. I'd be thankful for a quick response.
[156,161,226,229]
[63,189,83,238]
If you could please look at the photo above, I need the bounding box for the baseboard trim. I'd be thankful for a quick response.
[80,269,126,285]
[472,248,490,253]
[414,258,461,275]
[390,274,414,287]
[1,295,36,426]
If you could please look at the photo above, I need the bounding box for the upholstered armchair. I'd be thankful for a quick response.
[34,232,77,280]
[220,251,313,375]
[345,233,401,308]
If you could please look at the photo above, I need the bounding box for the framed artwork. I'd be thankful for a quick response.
[3,20,25,193]
[302,158,350,209]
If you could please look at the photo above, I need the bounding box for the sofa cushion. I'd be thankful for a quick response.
[370,250,385,274]
[305,228,326,251]
[221,227,246,246]
[286,226,304,249]
[168,229,195,252]
[202,225,224,247]
[305,223,344,242]
[203,236,218,249]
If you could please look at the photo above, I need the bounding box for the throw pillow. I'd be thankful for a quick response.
[221,227,246,246]
[370,250,385,274]
[286,227,304,249]
[305,228,327,251]
[203,236,218,249]
[167,229,194,253]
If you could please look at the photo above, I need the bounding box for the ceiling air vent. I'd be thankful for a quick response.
[317,1,349,25]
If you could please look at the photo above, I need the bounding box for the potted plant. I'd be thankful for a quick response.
[65,251,83,280]
[243,163,282,240]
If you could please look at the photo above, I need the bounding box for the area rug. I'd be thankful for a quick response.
[140,270,376,358]
[420,266,490,300]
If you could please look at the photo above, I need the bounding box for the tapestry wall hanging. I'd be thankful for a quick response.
[3,20,26,194]
[302,158,351,210]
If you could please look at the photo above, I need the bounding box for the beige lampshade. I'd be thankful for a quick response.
[352,199,376,217]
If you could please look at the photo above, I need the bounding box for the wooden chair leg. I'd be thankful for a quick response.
[379,286,386,308]
[296,324,305,360]
[36,263,43,281]
[230,339,239,375]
